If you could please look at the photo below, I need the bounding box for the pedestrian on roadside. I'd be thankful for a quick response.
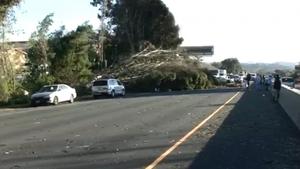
[273,74,281,101]
[255,74,261,91]
[246,73,251,89]
[265,75,272,91]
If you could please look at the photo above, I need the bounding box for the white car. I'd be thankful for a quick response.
[31,84,77,106]
[92,79,125,98]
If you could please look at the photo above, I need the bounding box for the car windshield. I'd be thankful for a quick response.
[93,80,107,86]
[39,86,58,92]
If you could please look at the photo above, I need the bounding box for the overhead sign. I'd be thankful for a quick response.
[179,46,214,56]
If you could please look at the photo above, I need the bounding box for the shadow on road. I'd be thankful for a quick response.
[188,88,300,169]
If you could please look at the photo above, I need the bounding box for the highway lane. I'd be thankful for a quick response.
[0,89,239,169]
[0,88,299,169]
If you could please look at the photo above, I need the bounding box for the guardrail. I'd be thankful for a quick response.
[279,85,300,131]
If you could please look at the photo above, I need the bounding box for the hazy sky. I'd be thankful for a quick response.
[10,0,300,63]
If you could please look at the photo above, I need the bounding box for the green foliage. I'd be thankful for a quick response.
[0,0,21,23]
[0,79,30,106]
[28,13,54,68]
[24,13,55,94]
[6,84,30,105]
[211,62,222,69]
[221,58,242,74]
[48,24,93,86]
[91,0,183,63]
[23,74,55,93]
[126,65,213,92]
[0,79,10,102]
[111,0,183,54]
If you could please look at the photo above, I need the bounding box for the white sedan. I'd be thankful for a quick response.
[31,84,77,106]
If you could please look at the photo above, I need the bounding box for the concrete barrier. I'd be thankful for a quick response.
[279,85,300,130]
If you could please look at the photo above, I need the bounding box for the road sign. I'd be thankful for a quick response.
[179,46,214,56]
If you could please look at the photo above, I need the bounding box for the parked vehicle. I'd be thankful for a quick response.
[31,84,77,106]
[92,79,125,98]
[282,77,294,88]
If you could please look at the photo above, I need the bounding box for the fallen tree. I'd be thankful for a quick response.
[99,48,215,92]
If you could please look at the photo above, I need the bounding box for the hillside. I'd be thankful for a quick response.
[241,62,295,73]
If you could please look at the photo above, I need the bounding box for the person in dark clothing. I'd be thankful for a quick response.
[273,74,281,101]
[246,73,251,89]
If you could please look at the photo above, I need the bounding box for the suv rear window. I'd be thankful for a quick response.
[93,80,107,86]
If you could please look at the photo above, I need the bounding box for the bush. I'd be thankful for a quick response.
[0,79,10,102]
[0,83,30,106]
[7,94,30,105]
[125,65,214,92]
[23,74,56,94]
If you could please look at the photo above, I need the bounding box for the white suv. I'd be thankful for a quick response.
[92,79,125,98]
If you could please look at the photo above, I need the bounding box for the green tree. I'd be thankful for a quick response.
[211,62,221,69]
[91,0,183,60]
[220,58,242,74]
[25,13,55,93]
[0,0,21,23]
[28,13,54,69]
[0,0,21,103]
[48,24,93,86]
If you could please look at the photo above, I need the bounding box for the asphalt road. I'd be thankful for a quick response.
[0,88,299,169]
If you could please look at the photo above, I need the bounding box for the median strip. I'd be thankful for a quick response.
[145,92,240,169]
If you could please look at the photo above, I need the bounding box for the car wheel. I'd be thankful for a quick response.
[53,96,59,105]
[69,94,74,103]
[111,90,115,98]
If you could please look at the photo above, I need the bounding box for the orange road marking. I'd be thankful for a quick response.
[145,92,240,169]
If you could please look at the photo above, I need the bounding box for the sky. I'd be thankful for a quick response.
[9,0,300,64]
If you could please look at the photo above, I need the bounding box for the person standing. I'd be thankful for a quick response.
[255,74,261,91]
[246,73,251,89]
[266,75,272,91]
[273,74,281,101]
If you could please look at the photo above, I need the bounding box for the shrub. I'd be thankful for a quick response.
[125,65,214,92]
[0,79,10,102]
[23,74,56,94]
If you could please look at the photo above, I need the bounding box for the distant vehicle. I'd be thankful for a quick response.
[211,69,228,80]
[227,75,235,83]
[233,75,243,83]
[92,79,125,98]
[219,69,227,79]
[211,69,227,78]
[31,84,77,106]
[282,77,294,88]
[239,73,246,80]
